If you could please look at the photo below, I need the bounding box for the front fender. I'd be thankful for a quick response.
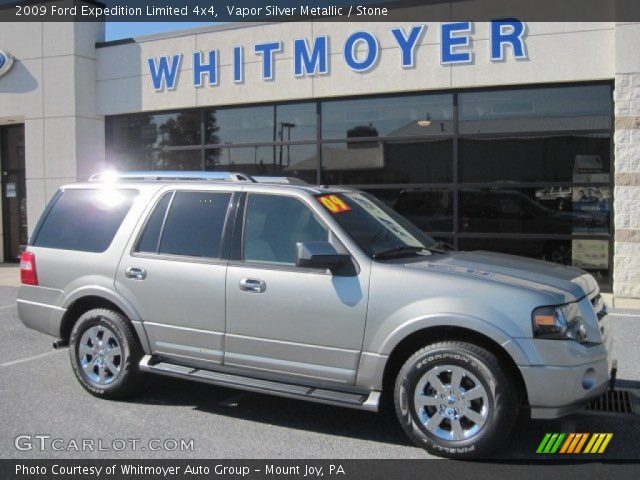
[366,295,531,361]
[377,313,530,366]
[355,310,531,390]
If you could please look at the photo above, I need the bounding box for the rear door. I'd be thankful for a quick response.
[115,189,234,369]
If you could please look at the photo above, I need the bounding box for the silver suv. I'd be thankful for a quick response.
[18,171,614,458]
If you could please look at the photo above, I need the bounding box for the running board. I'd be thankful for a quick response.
[139,355,380,412]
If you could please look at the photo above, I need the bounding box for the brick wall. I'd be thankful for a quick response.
[614,69,640,300]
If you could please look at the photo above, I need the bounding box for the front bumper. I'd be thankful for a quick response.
[516,314,614,419]
[519,355,612,419]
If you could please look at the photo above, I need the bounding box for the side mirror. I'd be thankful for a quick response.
[295,241,350,271]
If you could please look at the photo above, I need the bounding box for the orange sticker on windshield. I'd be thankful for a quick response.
[317,195,351,214]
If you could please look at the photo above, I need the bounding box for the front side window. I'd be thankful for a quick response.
[317,192,438,258]
[138,191,231,258]
[33,189,137,253]
[243,194,328,265]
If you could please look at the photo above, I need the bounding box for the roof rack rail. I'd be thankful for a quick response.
[252,176,308,185]
[88,171,256,183]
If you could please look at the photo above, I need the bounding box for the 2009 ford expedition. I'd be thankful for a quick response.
[18,171,614,458]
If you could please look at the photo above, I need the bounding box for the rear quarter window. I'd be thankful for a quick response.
[32,188,138,253]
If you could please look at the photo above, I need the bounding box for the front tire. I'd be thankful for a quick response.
[69,308,142,399]
[394,341,517,458]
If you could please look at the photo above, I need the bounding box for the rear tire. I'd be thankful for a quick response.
[394,341,517,458]
[69,308,142,400]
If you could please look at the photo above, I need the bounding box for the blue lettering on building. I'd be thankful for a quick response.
[233,46,244,83]
[390,25,425,68]
[441,22,473,64]
[148,21,528,91]
[254,41,282,80]
[148,54,182,91]
[491,19,527,61]
[343,31,379,72]
[293,36,329,77]
[193,50,218,87]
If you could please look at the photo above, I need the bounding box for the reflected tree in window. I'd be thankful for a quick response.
[158,113,200,147]
[203,111,221,170]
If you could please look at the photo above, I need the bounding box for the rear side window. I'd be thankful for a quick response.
[136,193,172,253]
[33,189,137,253]
[143,191,231,258]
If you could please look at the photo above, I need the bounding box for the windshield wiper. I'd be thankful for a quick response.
[373,246,429,259]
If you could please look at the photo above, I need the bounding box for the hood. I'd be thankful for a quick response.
[404,250,598,303]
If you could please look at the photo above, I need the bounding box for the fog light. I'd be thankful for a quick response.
[582,368,596,390]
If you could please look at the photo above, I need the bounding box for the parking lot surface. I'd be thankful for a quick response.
[1,281,639,460]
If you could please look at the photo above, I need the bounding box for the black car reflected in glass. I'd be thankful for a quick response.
[393,187,609,265]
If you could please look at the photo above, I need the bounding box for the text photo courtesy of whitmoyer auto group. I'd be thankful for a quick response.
[2,0,640,478]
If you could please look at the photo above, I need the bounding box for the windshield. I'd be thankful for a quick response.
[316,192,439,258]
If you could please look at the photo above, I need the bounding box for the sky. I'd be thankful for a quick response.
[105,22,219,40]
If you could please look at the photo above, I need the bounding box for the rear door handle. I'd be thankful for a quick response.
[239,278,266,293]
[125,267,147,280]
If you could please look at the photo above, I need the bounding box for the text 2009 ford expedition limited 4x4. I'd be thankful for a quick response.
[18,171,614,458]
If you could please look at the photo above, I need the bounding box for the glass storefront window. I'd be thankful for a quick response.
[364,187,454,234]
[205,144,317,184]
[322,94,453,139]
[106,148,202,171]
[204,105,274,145]
[206,146,274,173]
[152,149,202,170]
[321,139,453,185]
[459,133,611,183]
[275,103,317,141]
[459,85,612,134]
[106,111,201,151]
[458,187,610,235]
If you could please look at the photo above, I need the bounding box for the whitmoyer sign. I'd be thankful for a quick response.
[146,20,528,91]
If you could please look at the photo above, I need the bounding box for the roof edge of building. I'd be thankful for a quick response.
[96,21,277,49]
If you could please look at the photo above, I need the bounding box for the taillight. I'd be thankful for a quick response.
[20,251,38,285]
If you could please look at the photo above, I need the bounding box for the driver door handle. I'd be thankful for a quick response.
[239,278,266,293]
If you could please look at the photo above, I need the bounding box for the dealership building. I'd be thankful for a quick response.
[0,7,639,307]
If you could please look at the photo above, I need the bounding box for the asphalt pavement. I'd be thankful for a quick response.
[1,279,639,460]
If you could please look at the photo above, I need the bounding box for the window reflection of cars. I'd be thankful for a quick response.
[393,189,453,233]
[576,187,604,203]
[393,188,608,265]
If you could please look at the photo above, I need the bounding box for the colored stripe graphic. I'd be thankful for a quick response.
[550,433,565,453]
[543,433,559,453]
[584,434,599,453]
[537,433,613,454]
[536,433,566,453]
[598,433,613,453]
[573,433,589,453]
[584,433,613,453]
[559,433,575,453]
[566,433,584,453]
[536,433,552,453]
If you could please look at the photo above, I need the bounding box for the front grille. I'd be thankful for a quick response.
[585,389,635,414]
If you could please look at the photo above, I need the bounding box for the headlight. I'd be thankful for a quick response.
[532,302,588,343]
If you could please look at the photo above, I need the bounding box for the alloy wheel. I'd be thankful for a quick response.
[413,364,490,441]
[78,324,123,385]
